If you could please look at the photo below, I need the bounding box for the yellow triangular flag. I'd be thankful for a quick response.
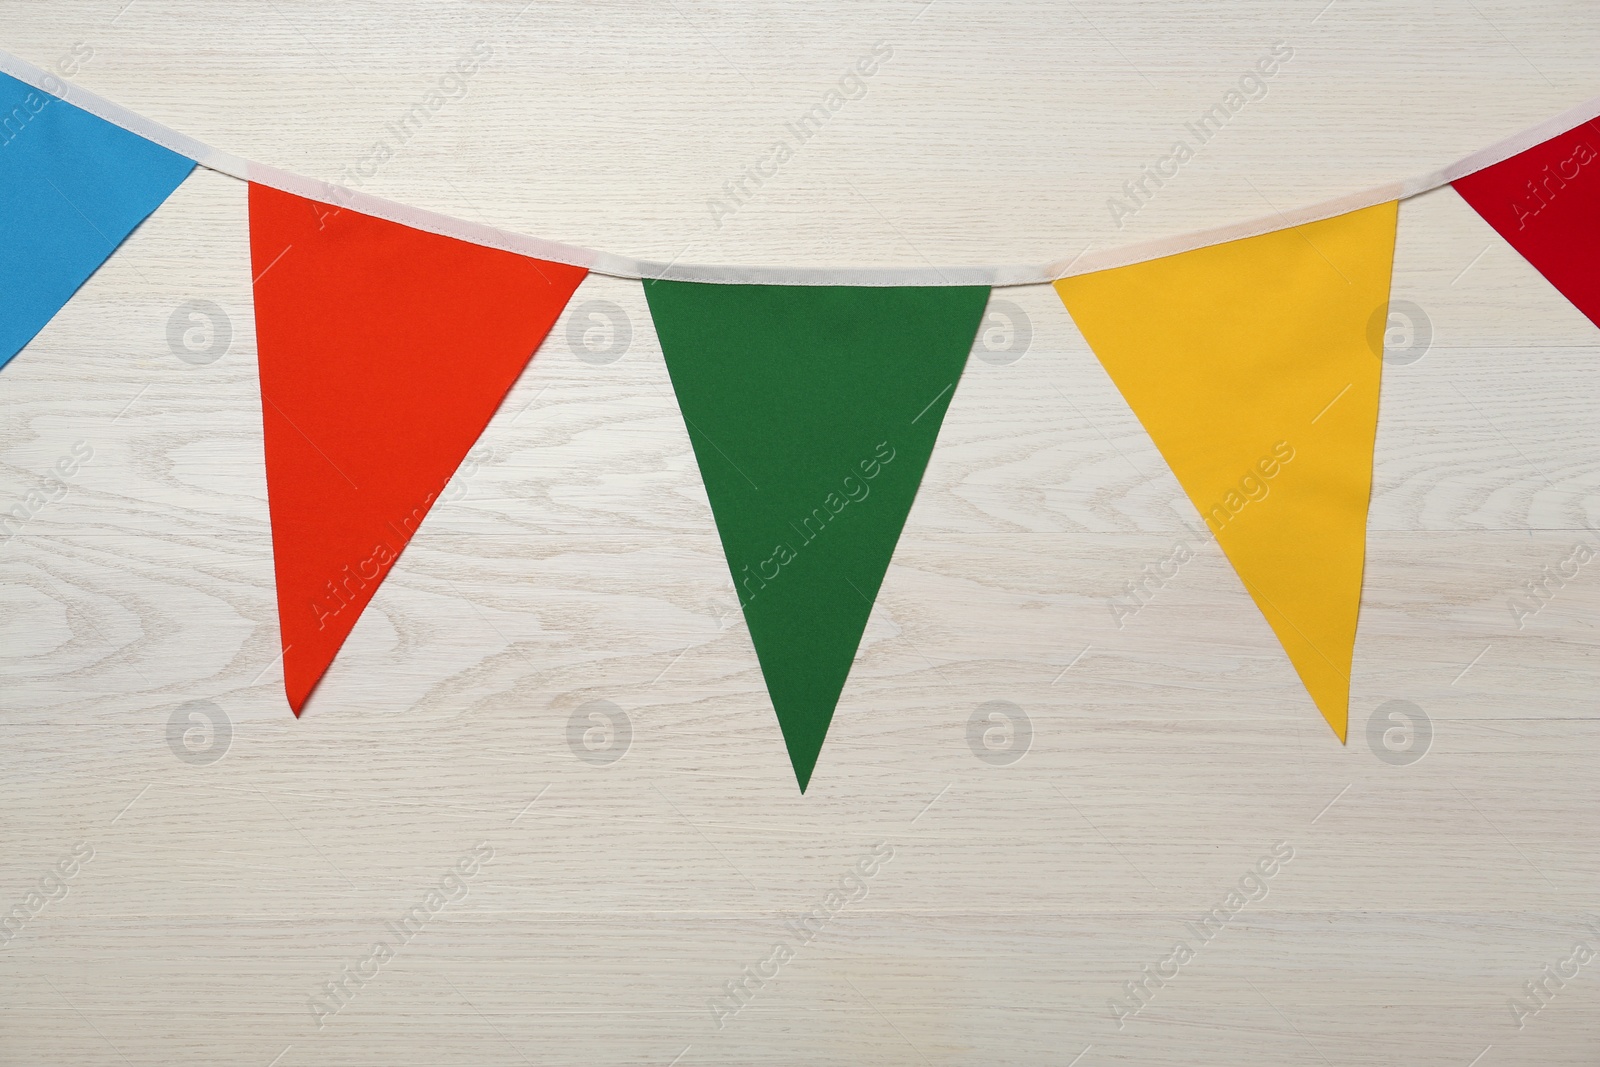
[1056,201,1399,741]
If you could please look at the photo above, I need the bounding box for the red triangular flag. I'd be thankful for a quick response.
[248,184,586,713]
[1453,121,1600,328]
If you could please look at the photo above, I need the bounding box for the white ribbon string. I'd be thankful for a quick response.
[3,46,1597,287]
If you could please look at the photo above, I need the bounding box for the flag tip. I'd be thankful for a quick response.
[1318,703,1349,744]
[792,756,816,795]
[285,673,312,718]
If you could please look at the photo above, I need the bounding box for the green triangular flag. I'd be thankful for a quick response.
[643,280,991,791]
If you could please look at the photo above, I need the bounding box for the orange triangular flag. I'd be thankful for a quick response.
[1056,202,1399,740]
[249,185,586,713]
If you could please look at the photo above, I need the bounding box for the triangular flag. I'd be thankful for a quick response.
[642,281,990,790]
[1055,202,1399,741]
[0,71,193,369]
[1453,121,1600,329]
[249,184,586,713]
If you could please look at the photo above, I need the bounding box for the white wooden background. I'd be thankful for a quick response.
[2,2,1597,1064]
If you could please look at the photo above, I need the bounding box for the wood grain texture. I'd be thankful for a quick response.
[1,2,1597,1065]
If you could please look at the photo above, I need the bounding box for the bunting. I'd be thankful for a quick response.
[1453,119,1600,330]
[1055,202,1399,741]
[249,184,586,713]
[0,46,1595,785]
[643,281,990,790]
[0,71,192,369]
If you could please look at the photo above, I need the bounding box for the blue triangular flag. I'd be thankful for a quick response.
[0,71,194,369]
